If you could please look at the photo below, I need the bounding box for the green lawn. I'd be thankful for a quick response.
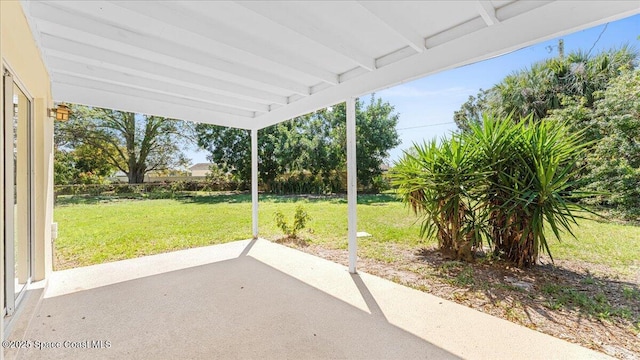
[54,193,640,272]
[548,215,640,270]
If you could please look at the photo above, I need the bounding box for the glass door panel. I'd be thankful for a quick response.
[3,71,32,316]
[13,83,31,300]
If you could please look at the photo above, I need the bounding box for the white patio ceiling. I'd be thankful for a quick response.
[21,1,640,130]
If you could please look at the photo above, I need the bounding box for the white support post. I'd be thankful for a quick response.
[251,128,258,239]
[346,97,357,274]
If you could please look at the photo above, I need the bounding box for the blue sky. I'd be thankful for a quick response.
[189,13,640,165]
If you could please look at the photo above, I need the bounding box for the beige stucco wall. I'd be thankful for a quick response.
[191,169,211,177]
[1,0,55,291]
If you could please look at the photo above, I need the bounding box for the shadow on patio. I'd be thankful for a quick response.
[13,240,608,359]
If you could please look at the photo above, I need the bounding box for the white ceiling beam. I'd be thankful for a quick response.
[47,56,270,113]
[253,1,640,130]
[117,1,340,86]
[356,1,425,53]
[237,1,376,71]
[476,1,500,26]
[496,1,555,21]
[375,46,418,69]
[338,67,370,84]
[425,17,487,49]
[52,83,255,129]
[39,34,288,105]
[54,74,259,118]
[31,1,311,96]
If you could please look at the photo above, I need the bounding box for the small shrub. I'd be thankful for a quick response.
[147,190,174,200]
[87,184,114,196]
[268,170,345,195]
[274,205,310,239]
[114,184,140,195]
[369,174,391,193]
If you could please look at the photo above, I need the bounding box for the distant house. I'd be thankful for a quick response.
[190,163,213,177]
[111,171,129,183]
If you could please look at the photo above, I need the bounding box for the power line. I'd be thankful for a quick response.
[587,23,608,57]
[397,121,455,131]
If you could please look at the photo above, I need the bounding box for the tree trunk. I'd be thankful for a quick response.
[127,167,146,184]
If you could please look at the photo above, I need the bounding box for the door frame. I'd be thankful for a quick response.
[2,62,35,317]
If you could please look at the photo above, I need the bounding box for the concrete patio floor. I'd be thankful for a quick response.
[10,239,609,359]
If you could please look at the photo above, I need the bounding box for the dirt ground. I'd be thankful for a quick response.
[276,239,640,360]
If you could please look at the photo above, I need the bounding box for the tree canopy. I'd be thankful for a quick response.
[547,68,640,219]
[454,46,637,130]
[196,95,400,191]
[56,105,193,184]
[54,144,117,185]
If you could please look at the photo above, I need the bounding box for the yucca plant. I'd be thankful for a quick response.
[466,115,589,266]
[394,114,588,267]
[391,136,488,261]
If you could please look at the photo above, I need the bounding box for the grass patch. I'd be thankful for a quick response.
[623,286,640,301]
[580,274,596,285]
[53,192,425,269]
[54,196,253,268]
[503,301,528,324]
[437,261,475,286]
[546,215,640,272]
[540,282,633,320]
[54,192,640,273]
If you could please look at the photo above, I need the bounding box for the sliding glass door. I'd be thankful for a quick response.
[3,70,33,316]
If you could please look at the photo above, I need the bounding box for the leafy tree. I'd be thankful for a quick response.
[453,88,493,133]
[196,94,400,191]
[585,69,640,219]
[354,95,401,187]
[57,105,192,183]
[495,61,561,121]
[259,118,310,185]
[545,67,640,219]
[204,163,233,184]
[53,148,78,185]
[195,126,251,183]
[195,120,306,187]
[74,144,117,180]
[296,109,344,179]
[53,143,116,185]
[454,47,637,129]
